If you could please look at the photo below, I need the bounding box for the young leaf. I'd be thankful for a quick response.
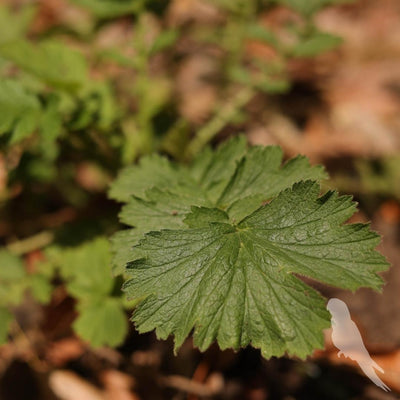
[123,181,388,359]
[58,238,113,300]
[73,298,128,347]
[36,239,128,347]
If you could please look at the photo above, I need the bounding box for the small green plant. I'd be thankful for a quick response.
[40,238,129,347]
[110,136,388,358]
[0,238,129,347]
[1,0,379,354]
[0,249,52,343]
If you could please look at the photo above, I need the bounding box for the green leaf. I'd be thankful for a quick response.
[292,33,342,57]
[111,137,388,357]
[38,95,63,161]
[0,80,41,142]
[73,297,128,347]
[59,238,113,300]
[276,0,330,16]
[109,154,197,203]
[276,0,354,16]
[123,181,388,358]
[119,188,208,229]
[110,229,144,276]
[149,29,179,55]
[70,0,142,18]
[0,4,36,45]
[245,24,278,47]
[0,307,13,345]
[29,274,53,304]
[0,40,88,90]
[0,250,25,281]
[218,146,327,220]
[0,250,27,306]
[184,207,229,228]
[110,137,326,277]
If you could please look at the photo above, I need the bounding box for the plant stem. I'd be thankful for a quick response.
[7,231,54,255]
[184,85,255,161]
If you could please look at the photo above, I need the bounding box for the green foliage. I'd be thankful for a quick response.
[329,156,400,201]
[0,308,13,345]
[110,137,388,358]
[41,238,128,347]
[0,40,88,91]
[0,250,26,306]
[0,250,53,343]
[276,0,354,16]
[70,0,143,18]
[73,298,128,347]
[291,32,342,57]
[0,0,382,358]
[0,4,35,44]
[0,80,41,143]
[0,0,345,186]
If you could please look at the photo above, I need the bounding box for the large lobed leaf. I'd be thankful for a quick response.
[109,136,326,274]
[110,136,389,358]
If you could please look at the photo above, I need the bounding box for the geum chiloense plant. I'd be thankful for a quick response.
[109,136,389,359]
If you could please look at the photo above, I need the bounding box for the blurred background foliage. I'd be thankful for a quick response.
[0,0,399,354]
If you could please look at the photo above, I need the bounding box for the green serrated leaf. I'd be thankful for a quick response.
[110,229,145,276]
[193,136,248,203]
[184,207,229,228]
[110,136,326,276]
[119,188,209,229]
[218,147,326,220]
[109,154,188,202]
[123,181,388,359]
[73,297,128,347]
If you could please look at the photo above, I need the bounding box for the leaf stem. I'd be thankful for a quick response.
[184,85,255,161]
[7,231,54,255]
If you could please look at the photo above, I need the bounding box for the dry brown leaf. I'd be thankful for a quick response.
[100,369,139,400]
